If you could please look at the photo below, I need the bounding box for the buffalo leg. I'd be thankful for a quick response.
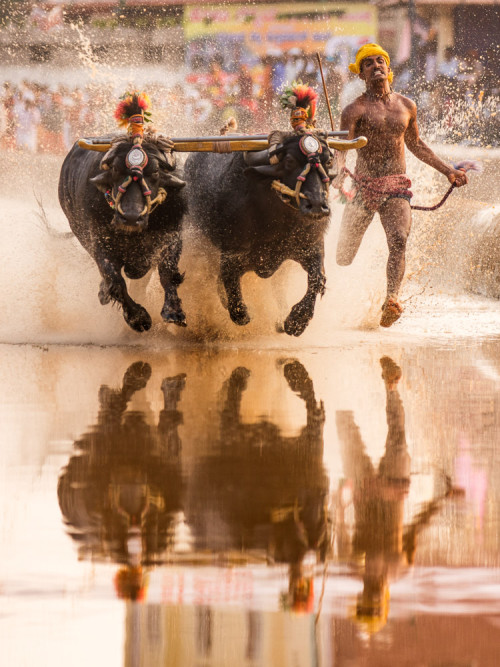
[98,278,113,305]
[159,373,186,456]
[158,234,186,327]
[282,360,325,433]
[221,366,250,433]
[284,249,326,337]
[220,256,250,326]
[96,255,152,332]
[98,361,152,417]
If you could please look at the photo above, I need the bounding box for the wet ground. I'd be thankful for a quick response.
[2,340,500,666]
[1,149,500,666]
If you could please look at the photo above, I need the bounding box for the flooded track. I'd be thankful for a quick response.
[1,147,500,665]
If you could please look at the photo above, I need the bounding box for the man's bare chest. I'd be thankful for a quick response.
[356,104,409,137]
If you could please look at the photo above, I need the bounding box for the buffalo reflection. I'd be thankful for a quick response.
[187,360,330,612]
[335,356,460,633]
[58,361,186,599]
[58,358,330,609]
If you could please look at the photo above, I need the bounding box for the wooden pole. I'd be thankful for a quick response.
[316,52,335,131]
[172,137,367,153]
[78,135,367,154]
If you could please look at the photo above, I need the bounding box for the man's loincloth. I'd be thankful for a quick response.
[344,170,413,212]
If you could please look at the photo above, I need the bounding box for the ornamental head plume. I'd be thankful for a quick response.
[114,91,152,140]
[279,81,319,130]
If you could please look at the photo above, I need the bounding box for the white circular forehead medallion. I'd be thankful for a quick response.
[127,147,146,167]
[302,135,320,153]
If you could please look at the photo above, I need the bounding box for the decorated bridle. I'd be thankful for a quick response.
[271,82,332,210]
[102,94,167,217]
[105,140,167,218]
[271,132,332,210]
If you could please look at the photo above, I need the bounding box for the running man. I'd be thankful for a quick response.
[334,43,468,327]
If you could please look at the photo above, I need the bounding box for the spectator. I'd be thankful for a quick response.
[15,97,41,153]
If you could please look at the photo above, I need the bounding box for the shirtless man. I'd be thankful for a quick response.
[334,43,468,327]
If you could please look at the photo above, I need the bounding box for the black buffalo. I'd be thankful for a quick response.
[185,131,335,336]
[58,134,187,332]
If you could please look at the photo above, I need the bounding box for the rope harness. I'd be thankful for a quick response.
[104,143,168,217]
[341,167,458,212]
[271,133,331,210]
[103,115,168,218]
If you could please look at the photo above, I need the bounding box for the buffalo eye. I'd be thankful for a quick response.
[283,154,298,171]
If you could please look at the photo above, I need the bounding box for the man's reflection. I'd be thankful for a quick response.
[336,356,460,633]
[188,360,330,612]
[336,357,410,631]
[57,362,186,600]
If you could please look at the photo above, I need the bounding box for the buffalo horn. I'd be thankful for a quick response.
[162,173,186,189]
[89,171,112,192]
[244,149,270,166]
[245,163,282,178]
[78,139,111,152]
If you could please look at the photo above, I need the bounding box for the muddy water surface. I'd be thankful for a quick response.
[1,340,500,666]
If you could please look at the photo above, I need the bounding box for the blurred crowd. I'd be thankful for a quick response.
[1,44,498,154]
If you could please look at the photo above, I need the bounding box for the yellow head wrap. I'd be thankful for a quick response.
[349,43,393,84]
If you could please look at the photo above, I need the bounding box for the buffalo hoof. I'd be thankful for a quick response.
[284,301,315,337]
[161,307,187,327]
[228,366,250,391]
[283,360,310,393]
[161,373,187,395]
[229,305,250,326]
[284,311,312,337]
[124,306,152,333]
[98,280,112,305]
[123,361,152,392]
[284,317,309,337]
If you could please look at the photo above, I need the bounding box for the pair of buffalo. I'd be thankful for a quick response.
[58,129,335,336]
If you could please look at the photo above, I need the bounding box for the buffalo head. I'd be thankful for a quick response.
[90,135,186,232]
[245,132,334,217]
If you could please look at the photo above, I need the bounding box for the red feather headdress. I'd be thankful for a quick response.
[279,81,319,129]
[114,91,152,138]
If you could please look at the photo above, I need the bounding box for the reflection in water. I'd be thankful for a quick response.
[188,361,330,612]
[336,357,409,633]
[58,359,330,615]
[2,343,500,665]
[58,362,187,600]
[335,356,460,635]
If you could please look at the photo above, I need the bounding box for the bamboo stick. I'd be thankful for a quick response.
[173,139,269,152]
[78,133,367,154]
[316,52,335,131]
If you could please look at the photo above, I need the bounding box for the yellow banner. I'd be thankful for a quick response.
[184,3,377,56]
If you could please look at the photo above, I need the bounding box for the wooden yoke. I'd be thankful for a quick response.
[78,133,367,153]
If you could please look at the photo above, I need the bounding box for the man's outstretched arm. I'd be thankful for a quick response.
[404,100,468,187]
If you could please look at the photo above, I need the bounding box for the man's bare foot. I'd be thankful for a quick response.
[380,298,403,327]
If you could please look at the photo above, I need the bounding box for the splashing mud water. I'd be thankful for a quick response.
[1,142,498,347]
[1,39,499,346]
